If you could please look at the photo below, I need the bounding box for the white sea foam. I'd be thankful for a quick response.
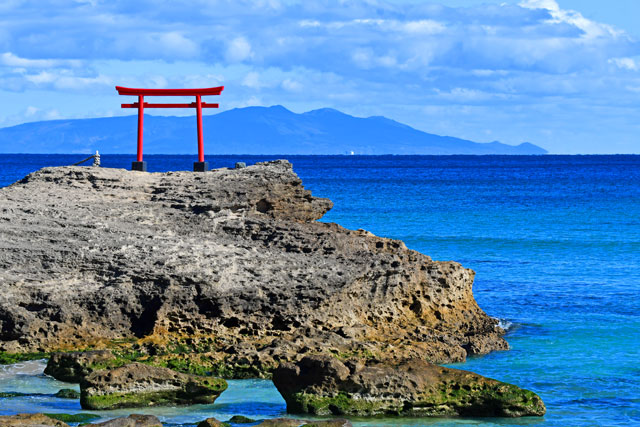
[493,317,513,331]
[0,359,76,395]
[0,359,47,379]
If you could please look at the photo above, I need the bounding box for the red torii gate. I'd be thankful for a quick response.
[116,85,224,171]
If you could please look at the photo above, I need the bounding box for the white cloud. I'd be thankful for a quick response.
[158,32,199,58]
[609,57,639,71]
[281,78,302,92]
[242,71,263,88]
[182,73,225,88]
[519,0,622,39]
[435,87,510,103]
[226,37,253,63]
[1,52,82,68]
[402,20,446,35]
[20,70,113,91]
[519,0,559,11]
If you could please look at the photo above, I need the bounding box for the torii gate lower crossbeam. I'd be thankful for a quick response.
[116,85,224,171]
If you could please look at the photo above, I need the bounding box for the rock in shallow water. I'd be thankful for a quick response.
[80,362,227,410]
[45,350,116,383]
[90,414,162,427]
[272,356,545,417]
[53,388,80,399]
[197,417,228,427]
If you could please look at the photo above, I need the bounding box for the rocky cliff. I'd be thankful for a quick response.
[0,161,506,376]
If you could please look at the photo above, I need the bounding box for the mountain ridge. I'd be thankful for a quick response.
[0,105,547,155]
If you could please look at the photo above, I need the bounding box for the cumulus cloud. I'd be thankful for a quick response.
[226,37,253,63]
[281,78,302,92]
[609,57,639,71]
[520,0,622,39]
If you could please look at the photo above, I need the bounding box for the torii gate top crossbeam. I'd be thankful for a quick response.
[115,86,224,96]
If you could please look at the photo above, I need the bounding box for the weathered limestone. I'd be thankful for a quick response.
[273,356,545,417]
[0,161,506,375]
[80,363,227,410]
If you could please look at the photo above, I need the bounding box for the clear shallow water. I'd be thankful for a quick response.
[1,154,639,426]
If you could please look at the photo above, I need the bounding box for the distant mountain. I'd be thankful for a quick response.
[0,105,547,154]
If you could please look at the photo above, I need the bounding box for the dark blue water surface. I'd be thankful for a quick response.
[1,154,639,426]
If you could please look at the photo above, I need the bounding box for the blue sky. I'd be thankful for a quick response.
[1,0,639,154]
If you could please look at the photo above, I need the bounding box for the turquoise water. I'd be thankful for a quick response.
[1,155,639,426]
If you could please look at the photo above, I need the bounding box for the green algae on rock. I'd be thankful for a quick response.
[197,417,231,427]
[0,391,28,397]
[54,389,81,399]
[226,415,256,423]
[80,362,227,410]
[0,352,48,365]
[43,413,100,423]
[273,356,545,418]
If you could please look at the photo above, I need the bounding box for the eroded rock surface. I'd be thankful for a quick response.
[0,413,69,426]
[0,161,506,374]
[80,362,227,409]
[273,355,545,417]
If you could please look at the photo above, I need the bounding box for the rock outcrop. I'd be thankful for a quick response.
[273,356,545,417]
[79,362,227,409]
[45,350,116,382]
[0,161,506,375]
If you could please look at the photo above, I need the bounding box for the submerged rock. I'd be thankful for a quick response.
[197,417,229,427]
[0,161,506,374]
[273,355,545,417]
[45,350,117,383]
[54,388,80,399]
[226,415,255,423]
[299,421,352,427]
[90,414,162,427]
[252,419,304,427]
[80,362,227,410]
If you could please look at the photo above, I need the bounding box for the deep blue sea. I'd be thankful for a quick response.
[1,154,639,426]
